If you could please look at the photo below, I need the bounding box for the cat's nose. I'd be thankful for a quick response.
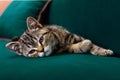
[37,46,44,52]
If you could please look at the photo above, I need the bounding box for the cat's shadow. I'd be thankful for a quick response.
[110,53,120,58]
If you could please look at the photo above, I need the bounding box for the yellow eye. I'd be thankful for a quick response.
[39,36,43,43]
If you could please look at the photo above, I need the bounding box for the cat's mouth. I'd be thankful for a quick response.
[26,50,50,57]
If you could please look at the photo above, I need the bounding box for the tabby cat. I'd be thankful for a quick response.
[6,17,113,57]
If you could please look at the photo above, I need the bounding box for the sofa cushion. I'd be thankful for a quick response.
[49,0,120,55]
[0,1,46,38]
[0,40,120,80]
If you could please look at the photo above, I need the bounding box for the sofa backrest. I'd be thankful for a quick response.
[48,0,120,54]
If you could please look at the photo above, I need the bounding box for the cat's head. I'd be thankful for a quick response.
[6,17,58,57]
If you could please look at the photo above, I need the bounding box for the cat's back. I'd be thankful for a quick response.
[45,25,70,34]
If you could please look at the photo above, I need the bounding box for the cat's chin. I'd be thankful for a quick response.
[38,50,52,57]
[38,52,45,57]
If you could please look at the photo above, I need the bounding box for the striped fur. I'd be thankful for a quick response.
[6,17,113,57]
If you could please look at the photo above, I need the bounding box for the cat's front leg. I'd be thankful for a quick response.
[68,39,114,56]
[68,39,92,53]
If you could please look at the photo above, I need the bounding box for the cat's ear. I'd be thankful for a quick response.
[6,42,21,55]
[27,16,43,32]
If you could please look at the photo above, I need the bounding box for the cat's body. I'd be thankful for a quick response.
[6,17,113,57]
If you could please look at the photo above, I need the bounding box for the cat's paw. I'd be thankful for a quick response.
[80,40,92,52]
[105,49,114,56]
[92,49,114,56]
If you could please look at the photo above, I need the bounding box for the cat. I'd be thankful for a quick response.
[6,17,114,57]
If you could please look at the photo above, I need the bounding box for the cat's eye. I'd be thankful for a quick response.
[29,49,36,54]
[39,36,44,43]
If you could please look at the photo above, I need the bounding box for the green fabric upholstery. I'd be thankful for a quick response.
[0,1,46,38]
[0,41,120,80]
[0,0,120,80]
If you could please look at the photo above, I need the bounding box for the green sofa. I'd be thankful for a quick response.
[0,0,120,80]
